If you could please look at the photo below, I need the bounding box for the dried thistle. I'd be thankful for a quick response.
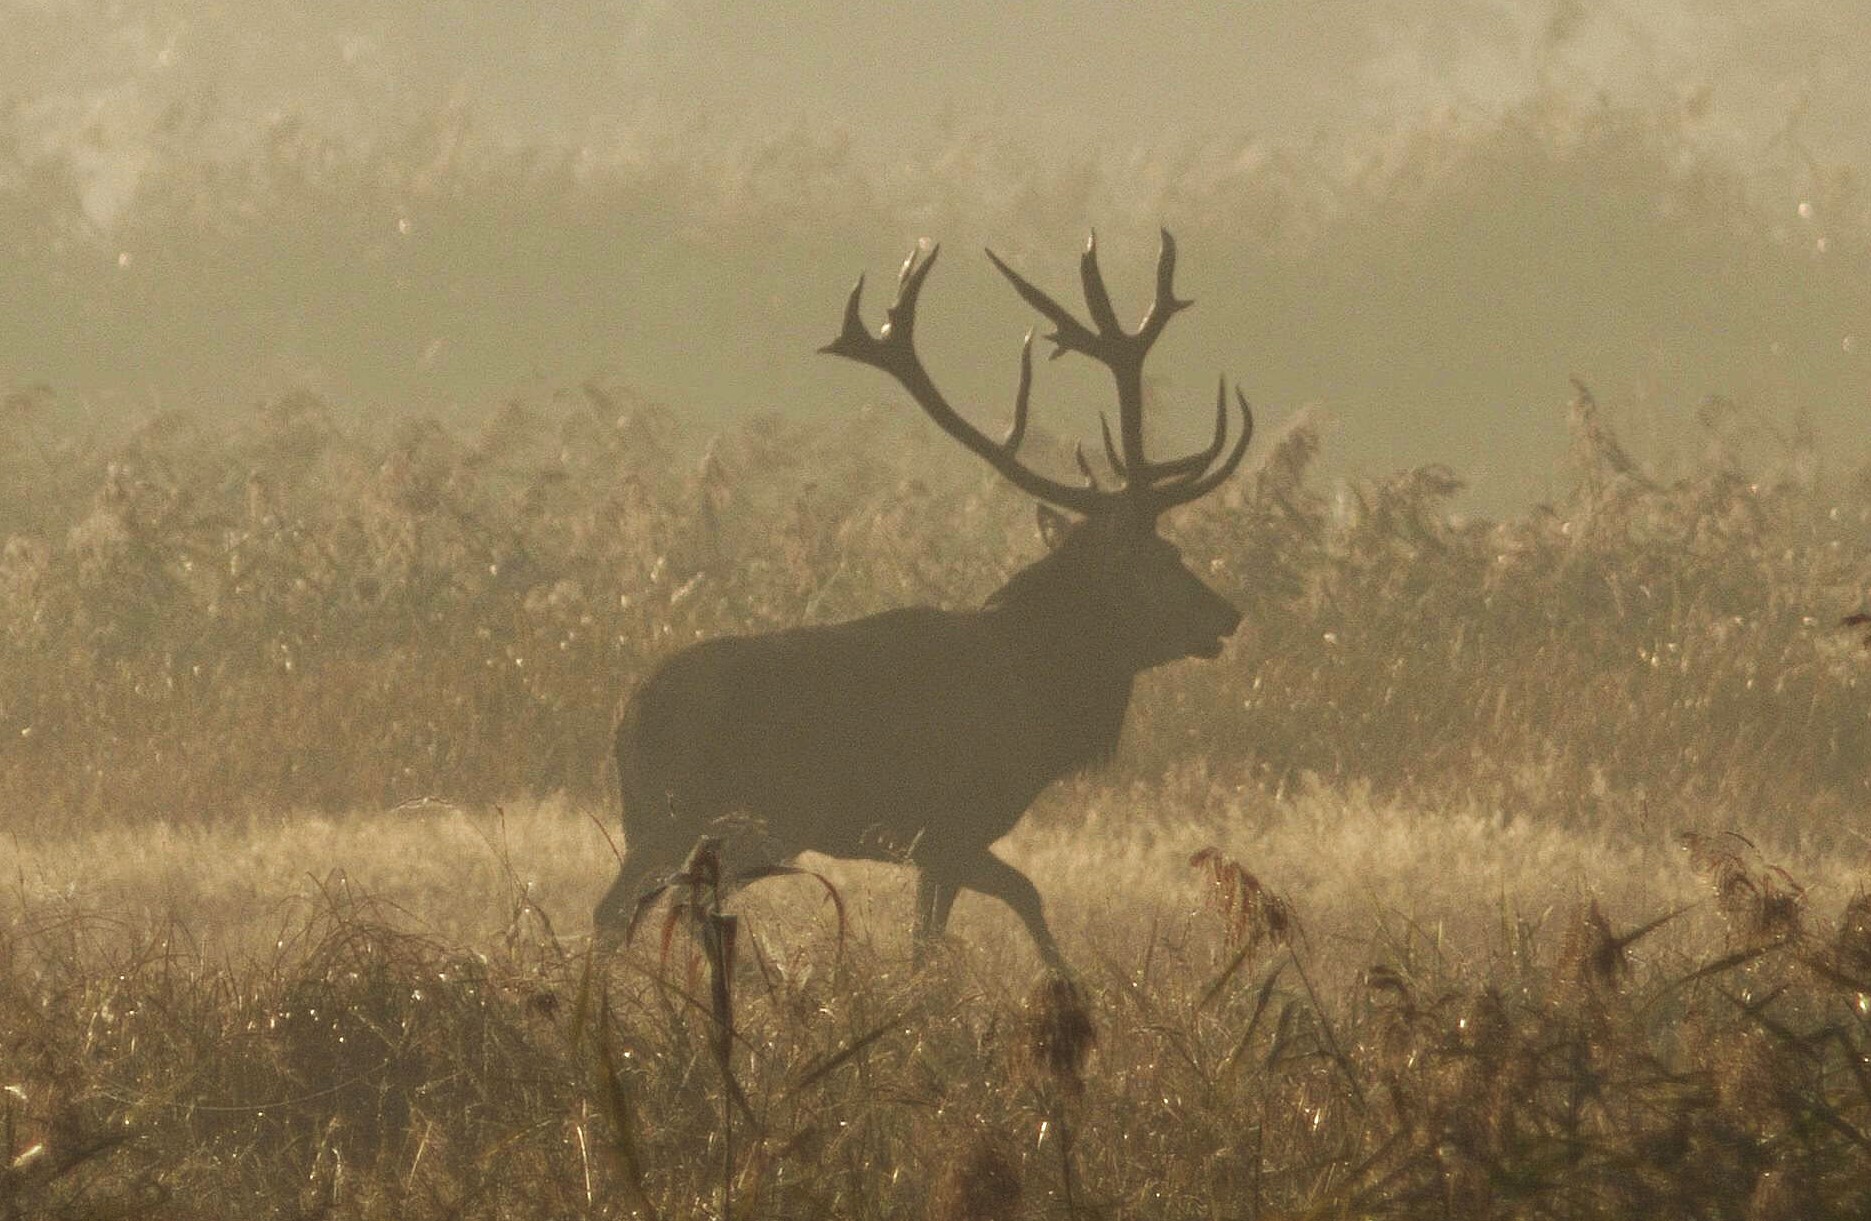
[1844,611,1871,650]
[1679,831,1806,946]
[1747,1165,1817,1221]
[1559,897,1685,997]
[1364,962,1413,1007]
[1834,889,1871,978]
[1190,848,1299,954]
[1559,899,1629,994]
[930,1129,1022,1221]
[1016,975,1097,1098]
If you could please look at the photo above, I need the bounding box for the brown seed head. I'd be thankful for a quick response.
[1189,847,1299,953]
[1680,831,1806,946]
[930,1129,1023,1221]
[1559,899,1630,993]
[1834,890,1871,977]
[1017,975,1097,1097]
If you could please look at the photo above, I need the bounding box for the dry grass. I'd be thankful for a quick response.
[2,379,1868,833]
[3,380,1871,1215]
[6,794,1871,1219]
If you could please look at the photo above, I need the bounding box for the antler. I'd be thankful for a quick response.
[823,231,1252,517]
[821,245,1107,514]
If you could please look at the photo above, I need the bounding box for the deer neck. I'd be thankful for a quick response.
[977,564,1137,771]
[984,564,1143,685]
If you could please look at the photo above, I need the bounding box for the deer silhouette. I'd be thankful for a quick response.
[594,232,1253,970]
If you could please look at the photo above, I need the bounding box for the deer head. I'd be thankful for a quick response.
[822,230,1251,670]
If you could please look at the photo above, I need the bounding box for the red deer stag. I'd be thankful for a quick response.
[593,232,1253,970]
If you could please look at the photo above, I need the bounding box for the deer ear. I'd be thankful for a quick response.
[1035,504,1074,551]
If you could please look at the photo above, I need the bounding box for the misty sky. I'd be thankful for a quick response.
[7,1,1871,506]
[7,1,1869,176]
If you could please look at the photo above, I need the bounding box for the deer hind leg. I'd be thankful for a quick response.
[597,801,795,950]
[912,869,962,965]
[593,776,701,946]
[957,850,1068,972]
[592,831,683,947]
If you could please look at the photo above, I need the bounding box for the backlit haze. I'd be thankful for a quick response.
[5,1,1870,510]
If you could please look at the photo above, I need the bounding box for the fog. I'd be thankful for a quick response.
[5,1,1870,509]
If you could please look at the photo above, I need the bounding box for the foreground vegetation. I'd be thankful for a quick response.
[5,797,1871,1219]
[2,378,1867,831]
[3,377,1870,1216]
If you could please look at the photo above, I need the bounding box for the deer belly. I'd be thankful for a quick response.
[720,714,1042,860]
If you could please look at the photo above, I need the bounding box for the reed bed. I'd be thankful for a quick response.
[1,380,1865,833]
[5,798,1871,1219]
[3,378,1870,1216]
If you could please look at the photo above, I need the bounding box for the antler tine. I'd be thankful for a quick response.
[882,243,940,342]
[983,231,1244,508]
[826,234,1253,519]
[996,232,1203,490]
[820,244,941,359]
[822,245,1109,516]
[1004,329,1034,453]
[822,273,872,361]
[1099,413,1129,480]
[1135,228,1192,349]
[985,247,1101,361]
[1079,231,1168,483]
[1144,376,1231,482]
[1146,386,1255,512]
[1079,231,1123,338]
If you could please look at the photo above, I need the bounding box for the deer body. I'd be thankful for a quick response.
[594,233,1254,969]
[620,607,1133,862]
[599,610,1130,966]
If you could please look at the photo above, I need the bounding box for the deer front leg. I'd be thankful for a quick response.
[593,847,683,951]
[959,851,1068,973]
[913,868,960,966]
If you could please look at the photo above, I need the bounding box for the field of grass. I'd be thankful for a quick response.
[8,791,1871,1218]
[3,381,1871,1216]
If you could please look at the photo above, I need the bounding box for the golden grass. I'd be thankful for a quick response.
[15,780,1862,971]
[4,384,1871,1215]
[6,790,1871,1218]
[3,382,1869,835]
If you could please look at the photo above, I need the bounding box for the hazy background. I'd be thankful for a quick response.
[5,0,1870,510]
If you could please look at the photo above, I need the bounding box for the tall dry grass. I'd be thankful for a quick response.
[3,371,1871,1215]
[1,375,1866,836]
[5,797,1871,1218]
